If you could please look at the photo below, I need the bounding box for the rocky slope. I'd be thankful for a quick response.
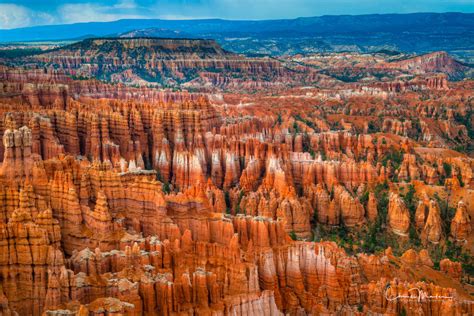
[382,51,471,80]
[7,38,470,94]
[13,38,316,89]
[294,51,472,83]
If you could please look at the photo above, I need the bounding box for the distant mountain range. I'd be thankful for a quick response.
[1,13,474,60]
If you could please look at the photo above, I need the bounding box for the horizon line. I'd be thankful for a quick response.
[0,11,471,31]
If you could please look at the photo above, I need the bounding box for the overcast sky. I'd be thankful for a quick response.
[1,0,473,29]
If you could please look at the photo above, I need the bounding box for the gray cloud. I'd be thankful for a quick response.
[0,3,55,29]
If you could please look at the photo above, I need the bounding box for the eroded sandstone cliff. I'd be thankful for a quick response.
[0,47,472,315]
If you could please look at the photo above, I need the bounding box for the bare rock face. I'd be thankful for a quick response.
[387,193,411,236]
[401,249,421,265]
[83,190,114,235]
[83,297,136,315]
[451,200,472,241]
[419,249,434,267]
[30,114,65,160]
[440,259,463,281]
[337,186,365,227]
[415,200,428,229]
[421,200,443,244]
[383,118,412,136]
[384,51,468,78]
[366,192,378,222]
[310,184,331,224]
[397,154,421,181]
[0,126,34,182]
[0,200,63,315]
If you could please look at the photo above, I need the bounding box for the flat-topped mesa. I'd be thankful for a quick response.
[0,126,34,182]
[17,38,309,89]
[64,37,233,57]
